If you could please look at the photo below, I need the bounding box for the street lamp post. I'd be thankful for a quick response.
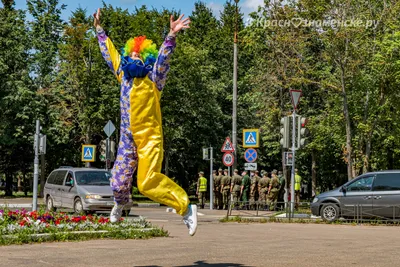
[233,0,239,168]
[85,30,94,168]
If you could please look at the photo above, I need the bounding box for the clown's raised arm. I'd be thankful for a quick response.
[94,8,123,82]
[149,34,176,91]
[150,15,191,91]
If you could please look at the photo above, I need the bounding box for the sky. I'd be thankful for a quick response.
[8,0,264,20]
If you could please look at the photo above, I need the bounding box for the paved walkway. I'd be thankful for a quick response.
[1,206,399,267]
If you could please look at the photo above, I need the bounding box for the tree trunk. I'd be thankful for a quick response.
[363,87,385,173]
[17,174,22,192]
[23,170,28,197]
[311,149,317,197]
[340,67,354,181]
[165,148,169,177]
[5,171,13,196]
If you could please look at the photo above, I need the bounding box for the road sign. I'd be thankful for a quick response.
[243,129,259,148]
[290,89,302,109]
[244,148,257,163]
[244,163,257,171]
[82,145,96,162]
[221,137,235,152]
[285,151,293,166]
[222,153,234,167]
[104,120,116,137]
[39,134,46,155]
[203,148,209,160]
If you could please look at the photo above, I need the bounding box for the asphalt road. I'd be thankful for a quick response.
[1,207,399,267]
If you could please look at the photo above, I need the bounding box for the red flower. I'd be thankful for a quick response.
[72,217,81,223]
[19,221,25,226]
[98,217,109,224]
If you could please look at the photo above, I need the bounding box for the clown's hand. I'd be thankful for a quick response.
[93,8,101,30]
[169,14,191,36]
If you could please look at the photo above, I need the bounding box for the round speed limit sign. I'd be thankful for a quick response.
[222,152,234,167]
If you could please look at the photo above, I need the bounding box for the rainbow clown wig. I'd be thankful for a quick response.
[121,36,158,79]
[122,36,158,65]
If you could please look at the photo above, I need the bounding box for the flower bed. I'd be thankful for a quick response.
[0,208,168,245]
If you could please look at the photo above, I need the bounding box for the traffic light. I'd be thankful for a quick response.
[280,116,290,148]
[99,140,106,161]
[297,116,309,148]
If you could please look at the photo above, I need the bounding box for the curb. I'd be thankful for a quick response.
[0,203,160,209]
[133,203,161,207]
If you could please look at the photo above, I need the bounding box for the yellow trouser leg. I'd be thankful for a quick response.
[130,77,189,216]
[136,142,189,216]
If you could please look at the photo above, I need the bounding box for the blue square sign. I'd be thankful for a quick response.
[82,145,96,162]
[243,129,259,148]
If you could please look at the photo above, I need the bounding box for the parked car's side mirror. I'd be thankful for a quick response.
[66,180,74,187]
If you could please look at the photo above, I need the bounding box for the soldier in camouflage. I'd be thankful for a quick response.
[214,169,223,210]
[268,169,280,211]
[258,171,270,210]
[230,169,242,210]
[249,170,261,210]
[240,170,251,210]
[220,169,231,210]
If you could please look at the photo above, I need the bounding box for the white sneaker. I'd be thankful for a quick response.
[110,204,124,223]
[183,204,198,236]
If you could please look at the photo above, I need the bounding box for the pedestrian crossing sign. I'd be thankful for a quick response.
[82,145,96,162]
[243,129,259,148]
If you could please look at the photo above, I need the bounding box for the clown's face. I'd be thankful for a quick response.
[130,51,142,61]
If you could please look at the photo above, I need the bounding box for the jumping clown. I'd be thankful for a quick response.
[93,8,197,236]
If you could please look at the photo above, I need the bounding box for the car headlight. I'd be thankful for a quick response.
[312,197,319,203]
[85,194,101,199]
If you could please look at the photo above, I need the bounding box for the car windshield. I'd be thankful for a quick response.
[75,171,111,186]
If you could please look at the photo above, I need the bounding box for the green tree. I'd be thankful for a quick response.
[0,0,35,195]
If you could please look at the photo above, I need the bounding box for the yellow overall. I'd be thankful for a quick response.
[104,35,189,216]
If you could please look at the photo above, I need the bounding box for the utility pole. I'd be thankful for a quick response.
[289,89,302,216]
[203,147,214,210]
[209,147,214,210]
[85,30,94,168]
[232,0,239,168]
[33,120,40,211]
[290,111,296,216]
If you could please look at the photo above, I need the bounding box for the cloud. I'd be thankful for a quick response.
[242,0,264,16]
[207,1,224,19]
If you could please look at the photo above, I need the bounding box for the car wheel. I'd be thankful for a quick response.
[73,198,86,215]
[46,196,56,212]
[321,203,340,222]
[122,209,131,217]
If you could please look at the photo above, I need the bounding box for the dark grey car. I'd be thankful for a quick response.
[311,171,400,221]
[43,167,132,215]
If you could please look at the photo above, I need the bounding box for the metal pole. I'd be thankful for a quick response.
[106,137,110,171]
[290,111,296,216]
[210,147,214,210]
[32,120,40,211]
[232,1,238,169]
[85,39,92,168]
